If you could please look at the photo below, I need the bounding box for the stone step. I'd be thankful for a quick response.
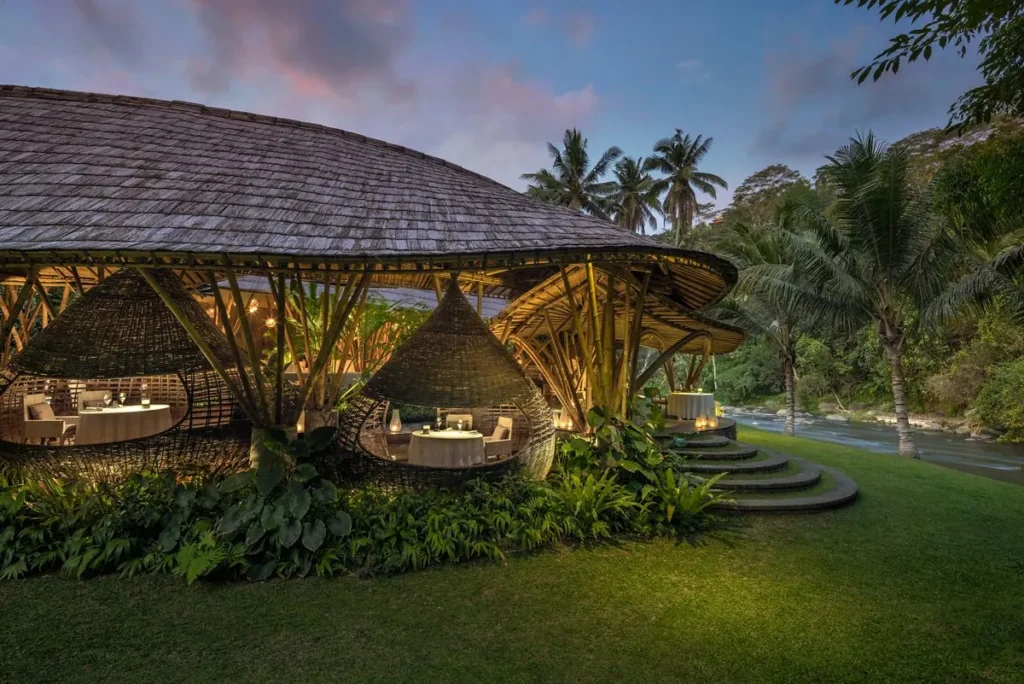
[671,441,759,461]
[711,464,858,513]
[678,435,731,449]
[713,457,821,491]
[683,451,788,474]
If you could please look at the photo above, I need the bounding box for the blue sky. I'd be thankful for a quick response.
[0,1,981,213]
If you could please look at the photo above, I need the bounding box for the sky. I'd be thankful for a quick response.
[0,0,982,213]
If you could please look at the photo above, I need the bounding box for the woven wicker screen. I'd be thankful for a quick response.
[0,269,250,482]
[320,280,555,488]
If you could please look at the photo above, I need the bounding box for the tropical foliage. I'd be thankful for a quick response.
[1,412,726,583]
[608,157,666,234]
[521,128,622,219]
[646,131,729,246]
[840,0,1024,128]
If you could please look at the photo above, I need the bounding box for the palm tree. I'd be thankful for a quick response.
[711,221,819,435]
[646,131,728,246]
[784,133,955,457]
[608,157,667,234]
[521,129,622,220]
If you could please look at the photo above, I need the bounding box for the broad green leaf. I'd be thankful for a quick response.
[257,463,285,496]
[260,503,285,531]
[245,522,265,546]
[327,511,352,538]
[250,560,276,582]
[286,481,311,519]
[302,520,326,552]
[292,463,318,483]
[277,519,302,548]
[218,505,244,536]
[305,426,337,453]
[313,480,337,505]
[219,472,252,493]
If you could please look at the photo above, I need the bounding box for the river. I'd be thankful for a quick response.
[728,409,1024,486]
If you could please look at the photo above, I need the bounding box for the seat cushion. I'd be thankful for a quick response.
[28,403,56,421]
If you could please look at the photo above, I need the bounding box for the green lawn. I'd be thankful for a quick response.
[2,426,1023,683]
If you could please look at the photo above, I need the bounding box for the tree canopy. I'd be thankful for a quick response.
[839,0,1024,128]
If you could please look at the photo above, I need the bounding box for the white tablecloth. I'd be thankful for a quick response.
[408,430,485,467]
[75,404,173,445]
[667,393,715,420]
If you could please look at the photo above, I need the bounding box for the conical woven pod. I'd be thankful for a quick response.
[0,269,250,482]
[323,279,555,488]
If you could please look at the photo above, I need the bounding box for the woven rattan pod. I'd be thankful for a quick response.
[0,269,250,481]
[323,279,555,488]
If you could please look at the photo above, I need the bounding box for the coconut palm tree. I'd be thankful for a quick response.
[646,131,728,246]
[607,157,667,234]
[783,133,956,457]
[711,221,821,435]
[521,129,622,220]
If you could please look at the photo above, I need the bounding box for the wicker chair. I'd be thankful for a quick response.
[323,280,555,488]
[0,269,251,482]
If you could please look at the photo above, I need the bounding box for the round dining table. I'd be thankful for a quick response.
[75,404,174,445]
[407,429,485,467]
[666,392,715,421]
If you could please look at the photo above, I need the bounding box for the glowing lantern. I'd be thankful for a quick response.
[389,409,402,433]
[248,300,259,315]
[708,414,720,429]
[265,316,277,329]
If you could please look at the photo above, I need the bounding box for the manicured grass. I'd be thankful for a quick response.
[2,426,1023,683]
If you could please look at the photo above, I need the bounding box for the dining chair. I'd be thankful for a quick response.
[23,393,73,445]
[484,416,514,460]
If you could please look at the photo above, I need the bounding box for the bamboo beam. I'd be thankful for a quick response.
[137,267,260,423]
[476,281,484,316]
[431,273,443,305]
[634,331,711,390]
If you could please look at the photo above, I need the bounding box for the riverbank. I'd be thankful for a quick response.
[726,400,1006,442]
[728,409,1024,486]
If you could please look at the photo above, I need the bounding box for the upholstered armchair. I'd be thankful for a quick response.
[22,393,73,445]
[484,416,513,460]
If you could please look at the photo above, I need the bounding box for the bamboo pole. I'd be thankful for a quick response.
[0,270,35,354]
[543,311,584,427]
[296,268,371,411]
[30,273,56,322]
[137,267,260,423]
[205,272,259,414]
[559,266,599,410]
[635,331,710,390]
[223,267,269,418]
[274,272,286,424]
[476,281,484,316]
[627,270,652,396]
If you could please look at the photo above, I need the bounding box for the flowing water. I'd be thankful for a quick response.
[728,409,1024,486]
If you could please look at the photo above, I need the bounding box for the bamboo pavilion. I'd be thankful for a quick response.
[0,85,742,482]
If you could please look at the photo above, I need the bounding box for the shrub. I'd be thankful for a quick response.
[1,418,726,584]
[972,357,1024,442]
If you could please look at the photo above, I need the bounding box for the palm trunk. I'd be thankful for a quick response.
[883,342,918,458]
[783,356,796,436]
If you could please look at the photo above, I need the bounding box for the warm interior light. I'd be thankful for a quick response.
[248,301,259,314]
[265,317,277,328]
[206,307,215,317]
